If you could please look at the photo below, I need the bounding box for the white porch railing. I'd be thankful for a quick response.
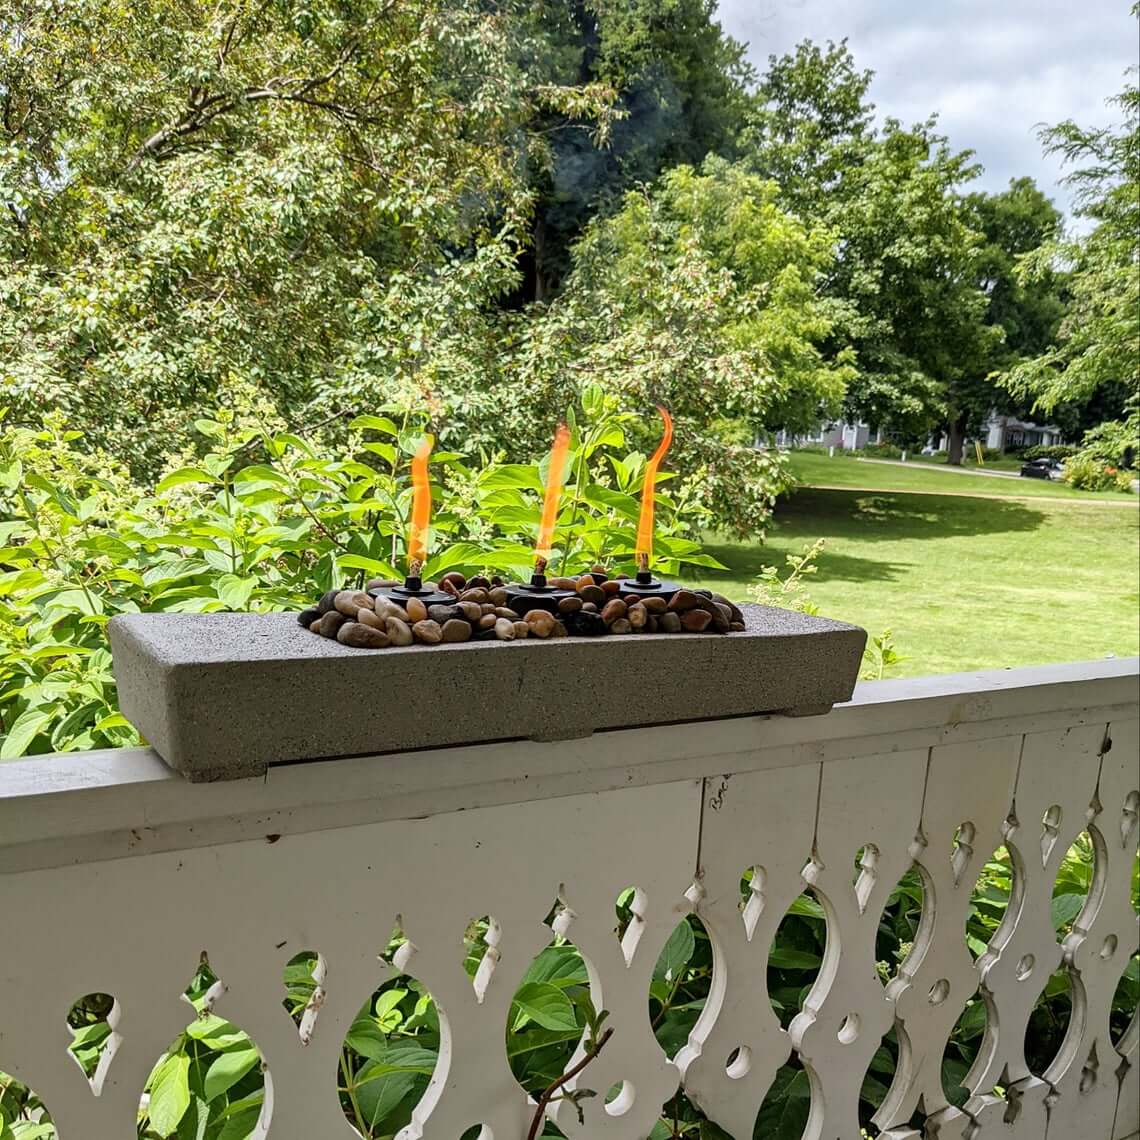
[1,658,1137,1140]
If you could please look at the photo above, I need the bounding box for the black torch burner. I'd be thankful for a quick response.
[369,564,454,612]
[502,568,575,616]
[617,568,681,604]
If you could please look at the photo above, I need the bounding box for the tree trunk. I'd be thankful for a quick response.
[946,414,968,466]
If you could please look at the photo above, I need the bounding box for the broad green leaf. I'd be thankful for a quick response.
[511,982,578,1031]
[156,468,216,493]
[203,1047,261,1102]
[654,919,696,982]
[1,707,53,759]
[147,1051,191,1134]
[350,414,400,436]
[767,946,822,970]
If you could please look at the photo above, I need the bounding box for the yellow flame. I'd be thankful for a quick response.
[535,422,571,566]
[636,406,673,561]
[408,435,434,571]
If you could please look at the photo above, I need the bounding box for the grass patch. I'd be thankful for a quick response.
[796,450,1134,501]
[687,454,1139,677]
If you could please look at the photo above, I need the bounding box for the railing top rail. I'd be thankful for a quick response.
[1,657,1136,872]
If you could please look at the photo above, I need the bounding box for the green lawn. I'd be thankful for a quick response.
[689,452,1140,677]
[795,450,1134,500]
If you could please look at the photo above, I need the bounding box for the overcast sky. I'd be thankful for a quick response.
[716,0,1138,222]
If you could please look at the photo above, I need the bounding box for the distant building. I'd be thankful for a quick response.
[773,422,884,450]
[982,412,1065,452]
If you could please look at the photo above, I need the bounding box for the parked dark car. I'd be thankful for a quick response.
[1020,457,1063,480]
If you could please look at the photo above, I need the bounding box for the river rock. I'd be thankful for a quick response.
[479,613,497,630]
[659,611,682,633]
[569,609,606,636]
[550,577,578,590]
[558,595,583,614]
[428,604,460,624]
[412,619,442,645]
[494,617,516,640]
[357,607,387,631]
[601,598,627,625]
[601,579,621,596]
[366,578,400,591]
[318,611,348,638]
[335,589,373,617]
[525,609,555,638]
[489,587,509,607]
[513,620,530,639]
[297,607,322,627]
[577,583,605,607]
[457,601,483,624]
[667,589,700,613]
[385,616,414,646]
[730,621,746,632]
[404,597,428,623]
[627,603,648,630]
[308,619,322,633]
[317,589,340,615]
[337,621,389,649]
[440,579,458,597]
[441,572,466,591]
[681,609,712,632]
[441,618,472,643]
[610,617,632,634]
[468,575,491,590]
[711,603,733,633]
[459,587,489,604]
[641,596,667,614]
[712,593,744,623]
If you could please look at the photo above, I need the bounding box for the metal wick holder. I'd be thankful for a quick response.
[503,572,574,616]
[617,570,681,603]
[369,575,454,611]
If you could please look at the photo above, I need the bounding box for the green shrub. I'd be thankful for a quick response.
[1063,455,1136,493]
[1023,443,1077,461]
[846,441,903,459]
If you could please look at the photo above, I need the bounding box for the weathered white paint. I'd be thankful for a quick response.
[0,659,1136,1140]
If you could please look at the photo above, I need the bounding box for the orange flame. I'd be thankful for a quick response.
[636,406,673,562]
[407,435,434,572]
[535,422,571,568]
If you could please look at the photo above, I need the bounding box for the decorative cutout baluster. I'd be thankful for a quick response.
[874,737,1021,1133]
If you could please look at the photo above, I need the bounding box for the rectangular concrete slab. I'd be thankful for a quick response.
[109,604,867,781]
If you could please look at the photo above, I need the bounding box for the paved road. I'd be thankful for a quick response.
[854,457,1023,480]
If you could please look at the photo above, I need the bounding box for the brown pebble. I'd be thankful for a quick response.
[623,594,641,605]
[494,617,516,640]
[525,610,555,638]
[386,616,414,646]
[335,589,373,617]
[628,603,648,630]
[479,613,498,630]
[578,584,605,606]
[659,612,682,633]
[601,598,628,625]
[440,579,458,597]
[468,575,491,589]
[337,621,389,649]
[489,587,509,607]
[428,604,460,623]
[668,589,700,612]
[459,587,488,604]
[641,596,667,614]
[457,601,483,624]
[601,579,621,596]
[404,597,428,623]
[318,611,349,638]
[610,618,632,634]
[581,601,598,613]
[317,589,340,614]
[591,564,607,575]
[647,615,659,633]
[729,621,746,632]
[441,572,466,590]
[442,618,472,643]
[298,606,322,628]
[681,609,712,632]
[308,618,323,633]
[551,620,568,638]
[494,606,520,619]
[412,619,442,645]
[575,574,597,592]
[357,607,387,631]
[550,577,578,590]
[711,603,733,633]
[513,620,530,639]
[558,595,583,614]
[366,578,400,590]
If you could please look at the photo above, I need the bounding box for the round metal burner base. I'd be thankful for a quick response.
[617,576,681,603]
[503,583,575,616]
[370,586,455,611]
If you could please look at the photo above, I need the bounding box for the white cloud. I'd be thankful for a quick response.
[716,0,1138,220]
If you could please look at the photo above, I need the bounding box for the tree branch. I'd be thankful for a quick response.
[525,1028,614,1140]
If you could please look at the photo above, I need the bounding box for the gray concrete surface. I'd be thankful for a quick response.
[109,605,867,781]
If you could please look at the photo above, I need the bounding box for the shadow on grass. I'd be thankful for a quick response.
[685,487,1047,589]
